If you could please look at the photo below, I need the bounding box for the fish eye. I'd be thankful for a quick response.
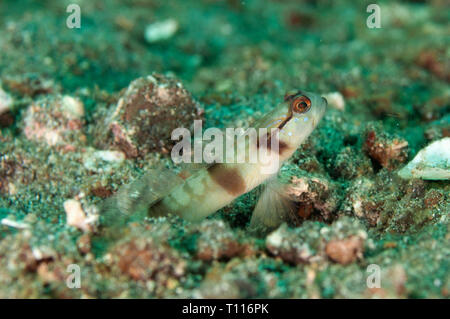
[291,95,311,113]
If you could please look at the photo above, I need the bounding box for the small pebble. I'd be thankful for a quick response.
[323,92,345,111]
[145,19,178,43]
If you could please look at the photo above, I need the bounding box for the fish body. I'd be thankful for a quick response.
[101,90,327,231]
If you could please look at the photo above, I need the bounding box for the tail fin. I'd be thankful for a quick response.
[99,168,185,237]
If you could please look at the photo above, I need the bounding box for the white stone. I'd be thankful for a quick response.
[266,228,283,248]
[0,86,13,115]
[61,95,84,118]
[145,19,178,43]
[323,92,345,111]
[94,150,125,162]
[64,199,91,232]
[83,149,125,172]
[398,137,450,180]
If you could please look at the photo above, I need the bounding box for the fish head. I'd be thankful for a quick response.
[276,90,327,147]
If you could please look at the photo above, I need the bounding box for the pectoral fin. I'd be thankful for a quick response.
[249,179,296,235]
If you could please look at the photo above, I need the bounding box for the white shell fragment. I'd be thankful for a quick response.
[145,19,178,43]
[0,218,30,229]
[398,137,450,180]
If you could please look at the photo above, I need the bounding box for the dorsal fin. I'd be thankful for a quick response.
[250,106,290,130]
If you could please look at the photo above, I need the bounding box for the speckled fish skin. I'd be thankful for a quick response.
[149,90,327,222]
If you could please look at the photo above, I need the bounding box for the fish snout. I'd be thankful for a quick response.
[313,94,327,122]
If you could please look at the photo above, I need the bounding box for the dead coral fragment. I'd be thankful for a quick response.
[325,236,364,265]
[364,127,408,170]
[108,74,203,157]
[23,95,85,147]
[110,237,185,284]
[285,174,339,222]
